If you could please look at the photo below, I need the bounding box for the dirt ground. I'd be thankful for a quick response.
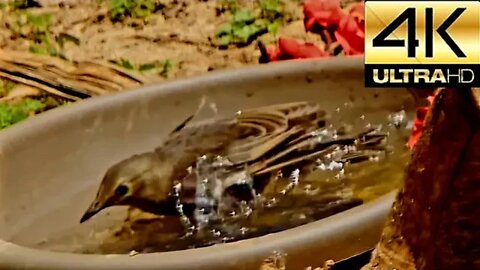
[0,0,335,129]
[1,0,315,78]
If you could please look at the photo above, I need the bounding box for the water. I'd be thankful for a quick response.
[33,109,412,254]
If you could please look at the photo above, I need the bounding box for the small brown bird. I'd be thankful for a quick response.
[80,101,386,223]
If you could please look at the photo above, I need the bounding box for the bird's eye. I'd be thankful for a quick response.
[115,184,129,197]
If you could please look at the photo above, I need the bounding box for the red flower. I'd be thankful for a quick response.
[303,0,365,55]
[266,38,328,62]
[335,13,364,55]
[347,2,365,30]
[407,106,430,149]
[303,0,344,31]
[407,94,436,149]
[335,3,365,55]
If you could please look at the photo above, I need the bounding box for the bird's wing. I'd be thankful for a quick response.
[249,128,388,175]
[226,102,327,164]
[161,100,386,178]
[173,102,329,207]
[230,103,388,176]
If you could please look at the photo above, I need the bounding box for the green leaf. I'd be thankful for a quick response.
[29,45,49,55]
[220,0,237,11]
[109,0,129,20]
[0,80,15,98]
[216,0,283,46]
[267,20,281,34]
[21,99,45,111]
[163,59,174,71]
[233,10,255,23]
[110,0,128,9]
[27,12,52,33]
[158,59,174,77]
[133,0,155,18]
[117,58,135,70]
[216,24,233,36]
[254,18,269,28]
[109,0,156,21]
[219,35,232,46]
[138,63,157,71]
[0,99,45,129]
[29,36,60,57]
[261,0,282,13]
[234,25,254,42]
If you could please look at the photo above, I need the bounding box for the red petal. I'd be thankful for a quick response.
[335,15,365,55]
[266,46,282,61]
[407,130,422,149]
[347,2,365,30]
[407,108,428,149]
[278,38,327,59]
[407,95,436,149]
[303,0,344,31]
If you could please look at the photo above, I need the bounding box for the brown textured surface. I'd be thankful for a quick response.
[363,88,480,270]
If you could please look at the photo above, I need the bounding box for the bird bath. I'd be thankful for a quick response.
[0,57,415,270]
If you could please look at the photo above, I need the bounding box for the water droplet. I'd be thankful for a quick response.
[343,102,353,108]
[129,250,139,257]
[335,169,345,180]
[239,227,248,235]
[316,160,343,171]
[209,102,218,114]
[406,120,414,130]
[388,110,407,128]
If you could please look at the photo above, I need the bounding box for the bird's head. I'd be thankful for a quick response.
[80,152,174,223]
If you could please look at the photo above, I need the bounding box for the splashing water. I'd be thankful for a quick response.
[388,110,407,128]
[192,155,256,230]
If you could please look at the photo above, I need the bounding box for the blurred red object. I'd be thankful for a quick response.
[303,0,344,30]
[266,38,328,61]
[335,3,365,55]
[263,0,365,62]
[407,107,430,149]
[304,0,365,55]
[407,94,436,149]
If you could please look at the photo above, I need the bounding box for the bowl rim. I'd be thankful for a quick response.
[0,56,397,269]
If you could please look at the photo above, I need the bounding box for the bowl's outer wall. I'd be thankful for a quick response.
[0,58,414,270]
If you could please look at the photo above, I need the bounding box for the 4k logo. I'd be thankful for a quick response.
[373,7,466,58]
[365,1,480,87]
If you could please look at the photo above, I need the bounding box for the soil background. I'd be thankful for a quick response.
[1,0,344,128]
[0,0,321,91]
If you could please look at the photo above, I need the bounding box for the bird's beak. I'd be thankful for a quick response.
[80,200,103,223]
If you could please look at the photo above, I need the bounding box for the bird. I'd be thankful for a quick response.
[80,100,387,224]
